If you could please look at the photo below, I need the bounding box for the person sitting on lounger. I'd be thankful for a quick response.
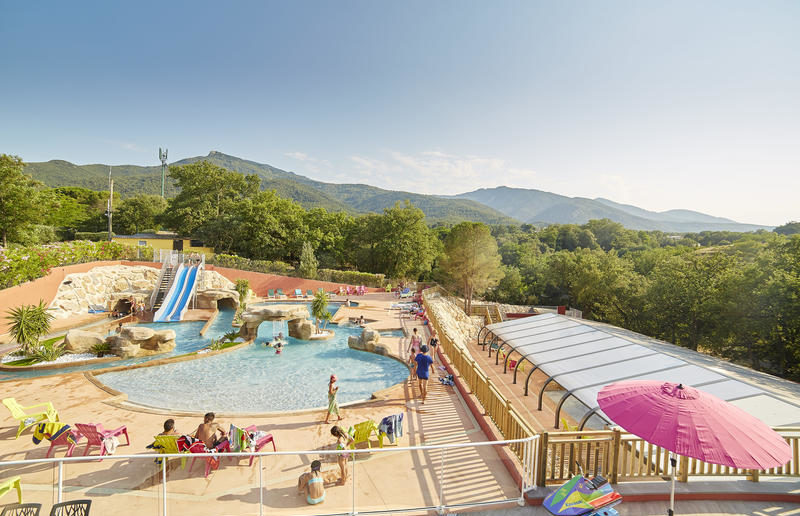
[358,315,365,326]
[298,460,326,505]
[194,412,227,449]
[159,419,180,436]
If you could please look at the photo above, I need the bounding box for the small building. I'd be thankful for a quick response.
[112,232,215,258]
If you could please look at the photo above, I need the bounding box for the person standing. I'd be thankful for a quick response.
[408,327,422,354]
[428,331,439,365]
[325,374,342,423]
[331,425,354,485]
[415,345,434,404]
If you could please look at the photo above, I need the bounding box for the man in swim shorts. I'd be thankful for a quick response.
[415,345,434,404]
[297,460,326,505]
[194,412,227,449]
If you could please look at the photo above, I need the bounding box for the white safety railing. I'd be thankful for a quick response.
[0,436,538,516]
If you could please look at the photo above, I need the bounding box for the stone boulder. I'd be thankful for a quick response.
[348,328,391,356]
[288,318,314,340]
[107,327,176,358]
[64,330,105,353]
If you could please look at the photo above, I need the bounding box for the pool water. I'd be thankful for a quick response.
[95,304,410,413]
[380,329,406,338]
[0,309,237,381]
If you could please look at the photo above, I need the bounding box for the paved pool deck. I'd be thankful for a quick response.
[0,295,520,515]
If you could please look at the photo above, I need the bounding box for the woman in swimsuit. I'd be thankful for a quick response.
[297,460,325,505]
[331,425,354,485]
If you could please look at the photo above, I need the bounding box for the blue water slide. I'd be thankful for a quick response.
[168,265,199,322]
[153,264,187,322]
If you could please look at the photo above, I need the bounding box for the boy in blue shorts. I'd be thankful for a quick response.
[414,345,434,404]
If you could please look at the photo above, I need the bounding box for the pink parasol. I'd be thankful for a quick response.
[598,380,792,515]
[597,380,791,470]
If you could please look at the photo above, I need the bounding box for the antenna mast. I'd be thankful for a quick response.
[159,147,168,198]
[107,166,114,241]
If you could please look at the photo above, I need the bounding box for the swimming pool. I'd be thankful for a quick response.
[95,304,409,413]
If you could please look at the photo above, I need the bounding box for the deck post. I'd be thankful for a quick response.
[610,429,621,484]
[536,432,549,486]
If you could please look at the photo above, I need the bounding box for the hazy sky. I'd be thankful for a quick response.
[2,1,798,225]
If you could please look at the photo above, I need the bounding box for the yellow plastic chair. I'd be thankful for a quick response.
[384,284,392,292]
[349,420,381,449]
[153,435,188,469]
[0,476,22,503]
[2,398,59,439]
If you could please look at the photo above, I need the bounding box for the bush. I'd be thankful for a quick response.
[0,240,140,289]
[15,225,58,246]
[74,232,111,242]
[90,342,112,357]
[317,269,385,288]
[208,254,294,275]
[28,337,67,363]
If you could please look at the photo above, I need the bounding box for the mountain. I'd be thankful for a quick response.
[24,152,517,225]
[454,186,772,232]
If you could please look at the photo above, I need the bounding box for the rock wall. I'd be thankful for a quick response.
[49,266,159,319]
[424,291,483,356]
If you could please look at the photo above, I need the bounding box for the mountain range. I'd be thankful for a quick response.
[24,151,771,232]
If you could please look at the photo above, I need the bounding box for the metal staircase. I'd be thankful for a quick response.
[151,267,174,311]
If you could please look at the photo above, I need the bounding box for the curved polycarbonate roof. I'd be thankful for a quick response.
[485,313,800,427]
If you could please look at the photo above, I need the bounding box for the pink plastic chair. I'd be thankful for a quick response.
[189,439,230,478]
[46,429,83,458]
[242,425,276,466]
[74,423,130,460]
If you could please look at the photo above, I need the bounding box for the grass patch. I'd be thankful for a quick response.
[4,357,41,367]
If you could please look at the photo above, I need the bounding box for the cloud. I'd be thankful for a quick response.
[343,150,539,195]
[284,151,332,175]
[104,140,147,153]
[285,151,311,161]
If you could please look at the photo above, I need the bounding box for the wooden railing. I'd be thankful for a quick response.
[422,287,800,487]
[536,429,800,486]
[423,287,536,464]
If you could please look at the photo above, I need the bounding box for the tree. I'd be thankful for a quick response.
[163,161,260,236]
[298,242,318,279]
[311,290,330,334]
[774,221,800,236]
[234,279,250,310]
[6,300,54,354]
[440,222,503,314]
[0,155,42,247]
[114,194,168,234]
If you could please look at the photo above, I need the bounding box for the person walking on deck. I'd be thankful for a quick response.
[325,374,342,423]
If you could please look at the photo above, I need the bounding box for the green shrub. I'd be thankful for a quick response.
[29,338,67,363]
[15,225,58,246]
[6,300,54,353]
[0,240,139,289]
[235,279,250,308]
[208,254,294,275]
[90,342,112,357]
[317,269,385,288]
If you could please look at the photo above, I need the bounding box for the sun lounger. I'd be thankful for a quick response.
[306,289,313,298]
[229,424,276,466]
[276,288,285,298]
[0,476,22,504]
[30,422,82,458]
[2,398,59,439]
[267,289,276,299]
[294,288,303,298]
[189,439,230,478]
[399,288,412,298]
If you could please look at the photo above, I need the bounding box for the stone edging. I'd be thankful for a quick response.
[199,310,219,336]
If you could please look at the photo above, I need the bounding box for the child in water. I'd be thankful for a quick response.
[275,341,283,354]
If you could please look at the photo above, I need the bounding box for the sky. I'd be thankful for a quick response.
[1,1,798,226]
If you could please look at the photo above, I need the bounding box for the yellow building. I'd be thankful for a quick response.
[113,232,215,258]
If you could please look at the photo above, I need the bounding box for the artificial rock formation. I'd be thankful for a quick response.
[63,326,176,359]
[239,304,312,341]
[196,289,240,310]
[348,328,391,356]
[49,266,159,318]
[64,330,105,353]
[107,327,176,359]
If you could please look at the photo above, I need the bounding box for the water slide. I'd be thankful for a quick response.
[168,265,200,322]
[153,264,187,322]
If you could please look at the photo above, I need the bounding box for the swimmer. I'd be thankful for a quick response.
[275,341,283,355]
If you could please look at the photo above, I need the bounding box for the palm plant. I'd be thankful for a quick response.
[6,300,54,354]
[29,338,67,363]
[310,290,329,334]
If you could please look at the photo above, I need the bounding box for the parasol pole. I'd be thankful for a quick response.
[668,454,676,516]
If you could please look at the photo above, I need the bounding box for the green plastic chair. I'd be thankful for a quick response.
[276,289,285,298]
[0,476,22,504]
[2,398,59,439]
[267,289,275,299]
